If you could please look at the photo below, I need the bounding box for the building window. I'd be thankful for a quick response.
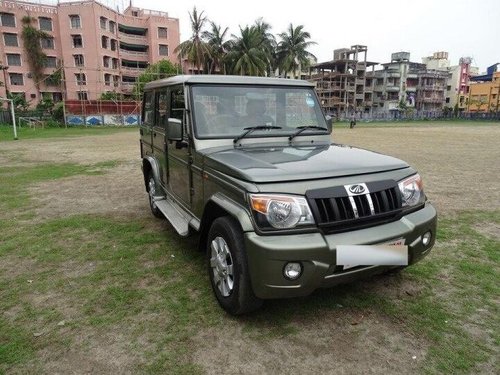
[104,73,111,86]
[112,58,118,69]
[103,56,110,68]
[3,33,18,47]
[132,11,139,17]
[6,53,21,66]
[158,27,168,38]
[69,15,81,29]
[110,39,117,51]
[72,35,83,48]
[53,92,63,102]
[44,56,57,68]
[101,35,108,49]
[41,37,55,49]
[445,97,450,104]
[77,91,88,100]
[74,54,84,67]
[75,73,86,85]
[44,74,58,86]
[159,44,168,56]
[113,75,119,87]
[100,16,107,30]
[39,17,53,32]
[9,73,24,86]
[109,21,115,33]
[0,13,16,27]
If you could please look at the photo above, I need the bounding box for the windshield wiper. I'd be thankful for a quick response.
[233,125,282,144]
[288,126,329,142]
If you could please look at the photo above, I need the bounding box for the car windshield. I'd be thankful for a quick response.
[191,85,327,139]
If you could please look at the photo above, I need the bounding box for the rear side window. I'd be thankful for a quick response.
[156,90,169,128]
[142,92,154,126]
[170,86,184,121]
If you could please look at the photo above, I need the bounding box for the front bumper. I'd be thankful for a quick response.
[245,202,437,299]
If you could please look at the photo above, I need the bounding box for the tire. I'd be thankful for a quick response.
[147,171,163,219]
[207,216,263,315]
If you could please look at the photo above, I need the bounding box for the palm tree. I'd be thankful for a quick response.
[226,26,269,76]
[174,7,210,74]
[202,22,230,74]
[276,24,317,79]
[253,18,277,75]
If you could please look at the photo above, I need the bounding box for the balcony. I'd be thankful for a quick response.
[386,86,400,92]
[119,32,147,44]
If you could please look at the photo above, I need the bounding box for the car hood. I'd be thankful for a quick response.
[203,144,409,183]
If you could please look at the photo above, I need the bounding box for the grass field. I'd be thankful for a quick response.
[0,122,499,374]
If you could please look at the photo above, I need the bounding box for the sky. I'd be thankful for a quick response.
[105,0,499,72]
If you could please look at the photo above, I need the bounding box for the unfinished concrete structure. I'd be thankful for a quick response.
[307,45,377,117]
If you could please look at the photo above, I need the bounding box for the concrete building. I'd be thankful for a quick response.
[422,52,479,112]
[371,52,422,114]
[415,69,449,112]
[467,69,500,113]
[371,51,448,115]
[307,45,377,117]
[445,57,479,111]
[0,0,180,105]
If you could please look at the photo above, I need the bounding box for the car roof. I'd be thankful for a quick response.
[144,75,314,90]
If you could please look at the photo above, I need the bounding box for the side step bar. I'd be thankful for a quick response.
[154,199,190,236]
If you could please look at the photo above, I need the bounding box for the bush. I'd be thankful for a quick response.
[52,102,64,122]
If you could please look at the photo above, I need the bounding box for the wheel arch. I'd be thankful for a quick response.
[142,156,161,192]
[198,193,254,252]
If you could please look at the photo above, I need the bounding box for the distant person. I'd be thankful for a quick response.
[349,113,356,129]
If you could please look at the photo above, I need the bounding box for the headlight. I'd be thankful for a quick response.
[398,174,426,208]
[249,194,315,229]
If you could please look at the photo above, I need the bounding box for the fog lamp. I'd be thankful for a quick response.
[422,231,432,246]
[283,262,302,280]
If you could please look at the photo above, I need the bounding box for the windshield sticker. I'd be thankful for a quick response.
[306,97,315,107]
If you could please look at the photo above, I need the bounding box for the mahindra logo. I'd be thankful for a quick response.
[349,184,365,194]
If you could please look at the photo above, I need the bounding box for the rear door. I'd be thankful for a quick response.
[166,85,191,208]
[139,91,154,158]
[152,90,168,186]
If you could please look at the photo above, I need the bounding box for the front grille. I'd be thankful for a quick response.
[306,180,402,234]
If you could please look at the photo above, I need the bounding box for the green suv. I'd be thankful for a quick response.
[139,75,437,315]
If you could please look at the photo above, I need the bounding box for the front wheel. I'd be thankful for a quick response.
[207,216,263,315]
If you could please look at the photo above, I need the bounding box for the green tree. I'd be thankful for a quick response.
[8,92,29,111]
[174,7,211,74]
[253,18,277,75]
[227,26,269,76]
[202,21,230,74]
[276,24,316,78]
[99,91,121,101]
[133,59,181,99]
[21,16,49,89]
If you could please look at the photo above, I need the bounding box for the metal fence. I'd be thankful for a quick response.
[339,111,500,122]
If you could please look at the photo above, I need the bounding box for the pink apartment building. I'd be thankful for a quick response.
[0,0,180,105]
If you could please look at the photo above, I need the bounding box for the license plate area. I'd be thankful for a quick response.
[337,238,408,271]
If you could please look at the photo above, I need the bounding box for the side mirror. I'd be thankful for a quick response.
[167,118,183,141]
[325,115,333,133]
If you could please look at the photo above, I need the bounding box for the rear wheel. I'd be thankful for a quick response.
[207,216,263,315]
[147,171,163,218]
